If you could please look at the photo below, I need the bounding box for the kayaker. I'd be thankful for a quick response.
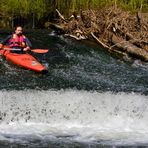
[0,26,32,52]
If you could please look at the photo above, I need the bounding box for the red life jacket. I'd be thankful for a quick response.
[9,34,26,48]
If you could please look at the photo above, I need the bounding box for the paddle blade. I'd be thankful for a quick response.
[31,49,49,53]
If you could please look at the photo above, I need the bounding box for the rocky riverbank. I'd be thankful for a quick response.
[48,6,148,62]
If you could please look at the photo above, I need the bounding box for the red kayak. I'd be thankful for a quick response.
[0,47,48,74]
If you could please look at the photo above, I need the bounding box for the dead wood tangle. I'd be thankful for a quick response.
[50,7,148,62]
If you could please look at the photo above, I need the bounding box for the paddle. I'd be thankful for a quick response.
[2,48,48,54]
[31,49,48,53]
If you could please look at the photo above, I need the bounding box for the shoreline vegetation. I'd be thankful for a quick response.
[0,0,148,61]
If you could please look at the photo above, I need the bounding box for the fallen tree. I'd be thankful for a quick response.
[111,35,148,61]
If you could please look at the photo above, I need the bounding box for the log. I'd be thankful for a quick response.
[112,35,148,61]
[91,32,128,58]
[64,34,86,40]
[46,22,64,33]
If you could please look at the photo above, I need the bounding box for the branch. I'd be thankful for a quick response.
[91,32,109,49]
[56,9,68,23]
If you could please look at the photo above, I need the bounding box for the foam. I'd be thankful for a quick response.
[0,89,148,145]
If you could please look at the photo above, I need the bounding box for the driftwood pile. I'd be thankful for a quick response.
[49,7,148,61]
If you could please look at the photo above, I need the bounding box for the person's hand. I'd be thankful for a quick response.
[0,44,3,49]
[23,47,30,51]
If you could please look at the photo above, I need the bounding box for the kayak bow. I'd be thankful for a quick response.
[0,47,48,74]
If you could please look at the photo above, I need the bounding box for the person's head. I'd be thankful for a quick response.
[15,26,23,36]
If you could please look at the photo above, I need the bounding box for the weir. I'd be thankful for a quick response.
[0,90,148,145]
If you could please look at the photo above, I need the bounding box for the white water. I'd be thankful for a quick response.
[0,89,148,145]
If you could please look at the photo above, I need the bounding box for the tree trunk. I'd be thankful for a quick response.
[112,35,148,61]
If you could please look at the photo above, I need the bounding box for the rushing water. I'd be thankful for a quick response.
[0,30,148,148]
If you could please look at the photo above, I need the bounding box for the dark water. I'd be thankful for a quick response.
[0,30,147,94]
[0,30,148,148]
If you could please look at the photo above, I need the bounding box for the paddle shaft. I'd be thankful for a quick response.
[3,48,48,53]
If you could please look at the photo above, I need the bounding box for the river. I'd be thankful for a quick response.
[0,30,148,148]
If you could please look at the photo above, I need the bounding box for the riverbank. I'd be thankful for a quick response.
[49,6,148,62]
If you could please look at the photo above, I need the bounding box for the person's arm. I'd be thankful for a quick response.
[0,35,12,48]
[23,37,32,51]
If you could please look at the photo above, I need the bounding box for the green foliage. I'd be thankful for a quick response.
[118,0,147,12]
[54,0,148,15]
[32,0,47,19]
[0,0,47,19]
[0,0,147,22]
[1,0,147,16]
